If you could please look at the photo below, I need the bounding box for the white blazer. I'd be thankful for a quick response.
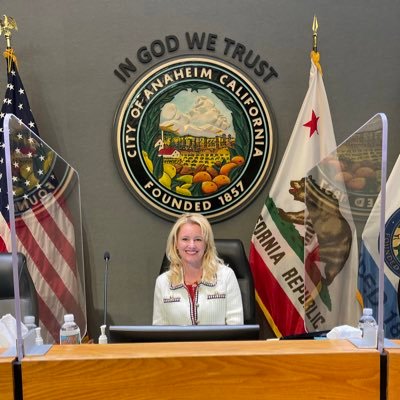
[152,264,244,325]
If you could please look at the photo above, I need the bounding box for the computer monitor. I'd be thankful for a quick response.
[109,324,260,343]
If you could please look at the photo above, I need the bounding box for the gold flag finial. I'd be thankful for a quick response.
[0,15,18,49]
[311,15,322,75]
[312,15,318,52]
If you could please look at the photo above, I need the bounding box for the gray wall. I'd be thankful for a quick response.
[3,0,400,338]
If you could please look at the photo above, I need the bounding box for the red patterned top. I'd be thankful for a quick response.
[185,283,198,303]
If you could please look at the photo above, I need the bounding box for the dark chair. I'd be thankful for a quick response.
[160,238,256,325]
[0,252,38,324]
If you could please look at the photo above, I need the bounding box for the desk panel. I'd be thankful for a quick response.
[22,340,380,400]
[385,340,400,400]
[0,349,14,400]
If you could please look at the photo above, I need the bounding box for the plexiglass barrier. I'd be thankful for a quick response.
[2,114,86,360]
[304,113,389,351]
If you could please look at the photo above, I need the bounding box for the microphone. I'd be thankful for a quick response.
[103,251,110,327]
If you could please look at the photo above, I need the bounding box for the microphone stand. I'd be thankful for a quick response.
[100,251,110,344]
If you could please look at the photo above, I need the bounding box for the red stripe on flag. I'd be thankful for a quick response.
[16,220,85,326]
[0,215,10,251]
[0,235,8,252]
[249,242,305,337]
[36,294,61,342]
[33,202,77,276]
[56,194,74,223]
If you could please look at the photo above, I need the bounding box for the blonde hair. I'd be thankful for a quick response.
[166,213,224,285]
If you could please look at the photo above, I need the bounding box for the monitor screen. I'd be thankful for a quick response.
[109,324,260,343]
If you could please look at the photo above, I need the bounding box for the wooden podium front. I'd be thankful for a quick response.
[21,339,380,400]
[385,339,400,400]
[0,349,14,400]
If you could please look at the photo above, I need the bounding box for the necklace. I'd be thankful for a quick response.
[183,268,202,286]
[184,279,199,286]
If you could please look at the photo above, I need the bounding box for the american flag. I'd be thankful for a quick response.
[0,49,86,342]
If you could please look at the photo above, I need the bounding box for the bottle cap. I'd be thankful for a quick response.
[23,315,35,325]
[363,308,373,316]
[98,324,108,344]
[35,327,44,346]
[64,314,74,322]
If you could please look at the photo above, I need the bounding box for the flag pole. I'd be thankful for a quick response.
[0,15,18,49]
[311,16,322,75]
[0,14,24,361]
[1,15,18,72]
[312,15,318,53]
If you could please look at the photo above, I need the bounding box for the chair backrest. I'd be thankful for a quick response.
[160,238,256,324]
[0,252,38,324]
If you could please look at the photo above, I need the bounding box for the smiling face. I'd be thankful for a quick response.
[176,222,206,269]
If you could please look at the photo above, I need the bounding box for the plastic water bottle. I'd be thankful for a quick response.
[23,315,37,331]
[35,327,44,346]
[60,314,81,344]
[358,308,377,347]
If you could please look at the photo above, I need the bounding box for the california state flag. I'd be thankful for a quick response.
[250,51,350,337]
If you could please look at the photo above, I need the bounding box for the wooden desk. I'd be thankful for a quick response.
[0,349,14,400]
[21,340,380,400]
[385,339,400,400]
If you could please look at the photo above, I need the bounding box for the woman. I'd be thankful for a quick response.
[152,213,244,325]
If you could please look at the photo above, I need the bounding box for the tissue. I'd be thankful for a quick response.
[326,325,362,339]
[0,314,29,347]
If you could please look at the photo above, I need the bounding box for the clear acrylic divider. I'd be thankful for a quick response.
[3,114,86,360]
[304,113,388,352]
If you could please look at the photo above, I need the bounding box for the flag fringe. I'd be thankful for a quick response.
[356,289,364,309]
[255,291,283,338]
[311,50,322,75]
[3,48,18,72]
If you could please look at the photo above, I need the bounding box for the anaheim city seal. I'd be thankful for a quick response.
[113,56,276,222]
[384,208,400,278]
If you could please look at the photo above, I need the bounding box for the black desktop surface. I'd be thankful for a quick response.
[109,324,260,343]
[279,330,330,340]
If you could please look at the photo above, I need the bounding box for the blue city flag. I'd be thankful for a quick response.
[358,154,400,339]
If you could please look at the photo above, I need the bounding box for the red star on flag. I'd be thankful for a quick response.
[303,110,319,137]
